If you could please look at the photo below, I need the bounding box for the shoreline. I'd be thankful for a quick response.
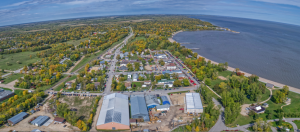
[170,33,300,94]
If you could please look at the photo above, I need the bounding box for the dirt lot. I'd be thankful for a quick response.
[90,66,100,72]
[169,93,186,105]
[0,111,79,131]
[132,105,193,131]
[59,96,96,120]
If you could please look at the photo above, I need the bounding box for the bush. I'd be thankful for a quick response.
[16,61,22,64]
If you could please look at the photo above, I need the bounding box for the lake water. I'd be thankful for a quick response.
[173,15,300,88]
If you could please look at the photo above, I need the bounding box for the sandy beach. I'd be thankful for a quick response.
[169,34,300,94]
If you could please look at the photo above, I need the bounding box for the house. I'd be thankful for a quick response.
[119,66,128,71]
[185,93,203,114]
[124,52,129,56]
[249,105,265,114]
[154,54,167,59]
[157,79,175,84]
[96,93,130,130]
[105,55,111,59]
[128,73,132,78]
[54,117,65,123]
[144,81,151,85]
[120,61,129,66]
[125,82,132,89]
[145,95,160,108]
[262,103,269,108]
[162,70,182,75]
[0,80,4,84]
[178,73,186,79]
[100,61,106,64]
[156,105,170,111]
[125,57,129,60]
[133,73,138,81]
[160,96,170,105]
[130,95,150,121]
[187,55,192,58]
[130,119,137,126]
[266,83,274,89]
[166,63,176,70]
[142,85,147,87]
[8,112,28,125]
[120,53,124,58]
[164,82,173,88]
[139,66,144,71]
[0,88,14,101]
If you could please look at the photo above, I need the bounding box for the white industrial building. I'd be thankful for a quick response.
[185,93,203,114]
[96,93,130,130]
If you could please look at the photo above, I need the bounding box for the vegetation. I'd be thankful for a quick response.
[2,73,23,84]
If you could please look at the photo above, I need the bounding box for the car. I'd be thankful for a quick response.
[63,125,67,127]
[169,89,171,90]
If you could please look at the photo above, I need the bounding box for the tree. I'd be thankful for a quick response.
[219,82,227,91]
[116,54,120,60]
[173,80,182,87]
[205,78,211,86]
[77,120,83,129]
[183,79,189,86]
[155,75,161,81]
[282,85,289,95]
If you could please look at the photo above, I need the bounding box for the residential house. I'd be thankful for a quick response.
[133,73,138,81]
[266,83,274,89]
[128,73,132,78]
[144,81,151,85]
[157,79,175,84]
[119,66,128,71]
[125,82,132,89]
[166,63,176,70]
[249,105,265,114]
[139,66,144,71]
[164,82,173,88]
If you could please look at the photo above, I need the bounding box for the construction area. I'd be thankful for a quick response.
[130,92,200,131]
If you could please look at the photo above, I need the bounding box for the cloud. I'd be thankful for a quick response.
[133,0,161,4]
[5,1,30,7]
[64,0,113,5]
[253,0,300,7]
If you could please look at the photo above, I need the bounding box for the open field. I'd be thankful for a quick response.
[0,51,41,71]
[59,96,96,120]
[65,38,89,46]
[38,75,67,91]
[2,73,23,84]
[219,70,232,77]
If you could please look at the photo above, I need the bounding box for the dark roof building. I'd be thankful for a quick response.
[0,88,14,102]
[130,95,150,121]
[119,66,128,71]
[266,83,274,88]
[249,105,266,114]
[54,117,65,123]
[8,112,28,125]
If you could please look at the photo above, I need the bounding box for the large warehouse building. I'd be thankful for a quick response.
[185,93,203,113]
[0,88,14,102]
[130,95,149,121]
[96,93,130,130]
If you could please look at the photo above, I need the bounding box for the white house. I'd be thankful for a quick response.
[166,63,176,70]
[156,105,170,111]
[128,73,132,78]
[164,82,173,88]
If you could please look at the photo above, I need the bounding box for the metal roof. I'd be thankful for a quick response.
[156,104,170,109]
[0,88,14,99]
[31,116,50,126]
[185,93,203,109]
[8,112,28,124]
[97,93,129,126]
[133,73,138,79]
[145,95,160,107]
[160,96,170,105]
[130,95,149,121]
[266,83,274,88]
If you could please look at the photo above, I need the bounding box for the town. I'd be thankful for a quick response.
[0,15,299,132]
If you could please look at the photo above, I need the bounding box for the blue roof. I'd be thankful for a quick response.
[8,112,28,124]
[31,116,50,126]
[161,96,170,105]
[162,70,182,74]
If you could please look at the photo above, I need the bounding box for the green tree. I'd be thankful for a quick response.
[183,79,189,86]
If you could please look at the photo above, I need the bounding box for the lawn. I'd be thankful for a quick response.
[271,121,294,131]
[65,38,89,46]
[172,126,186,132]
[2,73,23,84]
[210,78,223,87]
[227,114,253,127]
[219,70,233,77]
[38,75,67,91]
[55,75,77,91]
[293,120,300,129]
[0,51,42,71]
[282,91,300,113]
[14,89,24,96]
[243,88,270,104]
[132,82,142,87]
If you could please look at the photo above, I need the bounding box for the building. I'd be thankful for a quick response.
[157,79,175,84]
[54,117,65,123]
[266,83,274,89]
[156,105,170,111]
[96,93,130,130]
[105,55,111,59]
[125,82,132,89]
[144,81,151,85]
[185,93,203,114]
[139,66,144,71]
[160,96,170,105]
[164,82,173,88]
[154,54,167,59]
[31,129,42,132]
[128,73,132,78]
[119,66,128,71]
[130,95,150,121]
[162,70,182,75]
[262,103,269,108]
[0,88,14,101]
[178,73,186,79]
[145,95,160,108]
[31,116,50,126]
[8,112,28,125]
[133,73,138,81]
[249,105,265,114]
[166,63,176,70]
[130,119,137,126]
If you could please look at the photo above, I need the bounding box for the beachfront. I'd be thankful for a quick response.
[170,33,300,94]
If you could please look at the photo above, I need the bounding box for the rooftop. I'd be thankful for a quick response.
[185,93,203,109]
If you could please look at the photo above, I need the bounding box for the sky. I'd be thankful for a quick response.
[0,0,299,26]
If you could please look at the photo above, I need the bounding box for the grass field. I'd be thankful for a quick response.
[65,38,89,46]
[282,91,300,113]
[0,51,41,70]
[219,70,232,77]
[293,120,300,129]
[38,75,67,91]
[14,89,24,96]
[227,114,253,127]
[2,73,23,84]
[210,78,223,87]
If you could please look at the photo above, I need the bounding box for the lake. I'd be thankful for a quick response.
[173,15,300,88]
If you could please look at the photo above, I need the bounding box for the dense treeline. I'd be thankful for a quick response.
[0,91,44,125]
